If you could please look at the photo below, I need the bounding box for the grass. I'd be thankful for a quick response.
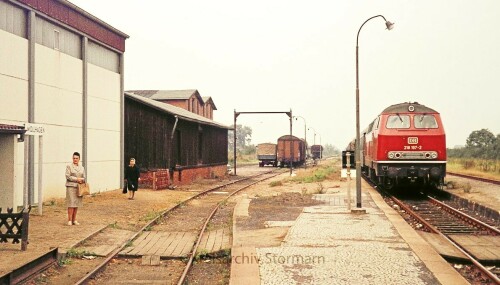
[140,210,161,222]
[289,164,337,183]
[269,181,283,187]
[66,248,97,258]
[447,158,500,180]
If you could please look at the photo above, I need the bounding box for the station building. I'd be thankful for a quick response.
[124,91,229,185]
[0,0,128,209]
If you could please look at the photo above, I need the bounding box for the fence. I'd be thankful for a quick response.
[0,206,31,250]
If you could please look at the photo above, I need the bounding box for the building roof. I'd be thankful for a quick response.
[0,124,26,134]
[382,102,438,114]
[202,96,217,110]
[127,89,204,102]
[125,92,230,129]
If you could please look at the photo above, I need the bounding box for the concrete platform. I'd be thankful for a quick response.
[230,180,469,285]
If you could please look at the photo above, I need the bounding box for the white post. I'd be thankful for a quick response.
[38,135,43,215]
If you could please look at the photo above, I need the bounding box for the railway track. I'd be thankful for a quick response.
[447,171,500,186]
[70,169,286,284]
[384,191,500,284]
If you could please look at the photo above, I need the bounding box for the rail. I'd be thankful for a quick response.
[74,169,282,284]
[447,172,500,185]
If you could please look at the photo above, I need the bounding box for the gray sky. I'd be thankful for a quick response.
[71,0,500,149]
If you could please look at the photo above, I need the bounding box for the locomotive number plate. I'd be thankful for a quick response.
[408,137,418,144]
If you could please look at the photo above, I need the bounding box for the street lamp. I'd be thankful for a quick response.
[355,15,393,208]
[293,116,307,167]
[307,127,322,159]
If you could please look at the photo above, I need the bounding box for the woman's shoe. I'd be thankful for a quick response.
[67,221,72,226]
[73,221,80,225]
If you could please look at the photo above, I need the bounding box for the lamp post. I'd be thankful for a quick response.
[355,15,393,208]
[307,127,321,159]
[294,116,307,168]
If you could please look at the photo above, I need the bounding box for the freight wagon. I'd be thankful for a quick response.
[277,135,306,167]
[256,143,278,167]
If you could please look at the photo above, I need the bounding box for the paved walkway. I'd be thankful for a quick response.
[231,180,469,285]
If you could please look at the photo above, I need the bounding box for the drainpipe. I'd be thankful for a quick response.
[168,116,179,184]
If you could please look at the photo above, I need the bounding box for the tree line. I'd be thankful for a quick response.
[448,129,500,159]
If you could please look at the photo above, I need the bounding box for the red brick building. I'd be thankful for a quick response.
[127,89,217,120]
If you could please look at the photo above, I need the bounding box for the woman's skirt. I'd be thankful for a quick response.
[127,180,139,192]
[66,186,83,207]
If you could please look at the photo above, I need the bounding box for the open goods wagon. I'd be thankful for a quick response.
[256,143,278,167]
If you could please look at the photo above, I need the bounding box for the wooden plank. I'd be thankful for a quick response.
[162,232,185,256]
[139,232,163,255]
[449,235,500,262]
[222,228,231,249]
[198,232,209,252]
[213,229,223,252]
[148,232,174,256]
[127,232,153,255]
[144,232,170,255]
[205,230,217,253]
[171,232,196,257]
[155,232,179,256]
[418,232,468,261]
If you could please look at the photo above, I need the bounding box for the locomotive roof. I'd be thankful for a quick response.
[381,102,438,114]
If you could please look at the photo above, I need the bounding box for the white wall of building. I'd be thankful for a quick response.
[0,29,28,123]
[0,2,124,207]
[87,64,121,192]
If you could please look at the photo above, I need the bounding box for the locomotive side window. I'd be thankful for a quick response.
[414,114,438,128]
[386,115,410,129]
[374,116,381,130]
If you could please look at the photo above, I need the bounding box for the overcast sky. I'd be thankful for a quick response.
[71,0,500,149]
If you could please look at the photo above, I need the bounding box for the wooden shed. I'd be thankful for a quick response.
[124,92,229,186]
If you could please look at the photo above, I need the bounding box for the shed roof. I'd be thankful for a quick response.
[125,92,230,129]
[127,89,203,102]
[382,102,438,114]
[0,124,26,134]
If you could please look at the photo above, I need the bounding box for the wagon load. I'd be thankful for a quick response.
[256,143,277,167]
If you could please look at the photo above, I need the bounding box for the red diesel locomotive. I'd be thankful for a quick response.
[354,102,447,189]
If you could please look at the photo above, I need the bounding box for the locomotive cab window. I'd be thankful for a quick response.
[386,115,410,129]
[414,114,438,129]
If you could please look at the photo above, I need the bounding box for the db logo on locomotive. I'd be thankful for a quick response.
[408,137,418,144]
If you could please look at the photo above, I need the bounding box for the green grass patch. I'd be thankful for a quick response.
[269,181,283,187]
[66,248,96,258]
[447,158,500,180]
[290,165,336,183]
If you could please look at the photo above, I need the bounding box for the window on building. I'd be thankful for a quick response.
[53,30,60,50]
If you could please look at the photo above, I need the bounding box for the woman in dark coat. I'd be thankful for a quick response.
[125,158,140,200]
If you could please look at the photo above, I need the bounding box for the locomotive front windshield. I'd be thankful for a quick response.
[414,114,438,129]
[386,115,410,129]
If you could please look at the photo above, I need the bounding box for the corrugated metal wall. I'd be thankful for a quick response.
[35,16,81,58]
[125,98,228,171]
[0,0,27,38]
[88,40,119,72]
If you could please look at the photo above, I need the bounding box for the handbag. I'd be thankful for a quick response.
[122,184,128,194]
[77,183,90,197]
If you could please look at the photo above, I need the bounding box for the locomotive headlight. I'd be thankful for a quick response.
[431,152,437,159]
[388,152,395,159]
[395,152,401,159]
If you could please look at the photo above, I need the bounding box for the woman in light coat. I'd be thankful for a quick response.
[65,152,85,226]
